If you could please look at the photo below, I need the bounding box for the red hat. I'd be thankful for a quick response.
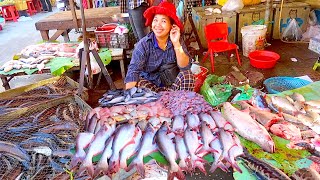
[143,1,183,31]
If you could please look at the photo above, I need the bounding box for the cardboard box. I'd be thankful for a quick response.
[191,6,237,48]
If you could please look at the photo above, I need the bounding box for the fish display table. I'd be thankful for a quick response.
[34,7,129,42]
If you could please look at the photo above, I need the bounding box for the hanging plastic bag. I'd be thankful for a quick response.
[85,52,101,75]
[301,25,320,42]
[281,18,303,42]
[221,0,244,12]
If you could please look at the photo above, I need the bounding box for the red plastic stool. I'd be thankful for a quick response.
[0,5,19,22]
[35,0,43,12]
[26,0,37,16]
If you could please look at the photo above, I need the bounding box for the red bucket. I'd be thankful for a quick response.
[248,50,280,69]
[194,66,209,93]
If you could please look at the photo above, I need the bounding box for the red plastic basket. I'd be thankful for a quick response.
[94,23,118,47]
[194,66,209,93]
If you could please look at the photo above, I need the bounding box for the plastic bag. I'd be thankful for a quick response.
[281,18,303,42]
[85,52,101,75]
[301,25,320,42]
[221,0,244,12]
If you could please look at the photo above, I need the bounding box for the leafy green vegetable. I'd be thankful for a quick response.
[46,57,75,76]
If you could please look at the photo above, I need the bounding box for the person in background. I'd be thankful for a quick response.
[40,0,52,12]
[124,2,195,92]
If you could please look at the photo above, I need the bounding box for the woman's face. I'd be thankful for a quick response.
[151,14,172,38]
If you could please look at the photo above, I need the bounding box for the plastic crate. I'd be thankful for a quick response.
[263,76,311,94]
[94,23,129,49]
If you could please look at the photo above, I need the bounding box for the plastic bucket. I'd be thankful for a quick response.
[241,25,267,57]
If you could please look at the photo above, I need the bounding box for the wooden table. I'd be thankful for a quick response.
[35,7,129,42]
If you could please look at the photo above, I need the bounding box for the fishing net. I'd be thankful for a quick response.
[0,95,91,179]
[0,76,84,115]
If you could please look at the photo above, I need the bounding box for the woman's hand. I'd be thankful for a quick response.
[170,24,180,46]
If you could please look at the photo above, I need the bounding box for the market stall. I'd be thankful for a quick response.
[34,7,129,42]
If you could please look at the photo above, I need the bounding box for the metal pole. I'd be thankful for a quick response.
[264,0,272,28]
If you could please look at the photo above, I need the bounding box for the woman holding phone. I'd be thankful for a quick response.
[124,1,195,92]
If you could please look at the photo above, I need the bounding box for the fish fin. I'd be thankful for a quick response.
[195,161,207,175]
[218,162,229,172]
[127,157,145,178]
[169,163,185,180]
[197,146,218,155]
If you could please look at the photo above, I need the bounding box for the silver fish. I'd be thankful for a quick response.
[175,135,189,171]
[198,112,217,131]
[108,123,136,174]
[119,127,142,170]
[172,115,185,136]
[209,135,228,172]
[305,100,320,108]
[270,96,299,115]
[184,127,206,175]
[128,123,158,178]
[210,111,234,131]
[198,121,217,155]
[79,124,115,177]
[290,92,306,102]
[94,136,114,177]
[186,112,200,130]
[156,122,185,180]
[222,102,275,153]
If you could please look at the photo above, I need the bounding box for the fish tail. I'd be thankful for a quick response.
[197,146,218,155]
[169,163,185,180]
[195,161,207,175]
[71,150,86,167]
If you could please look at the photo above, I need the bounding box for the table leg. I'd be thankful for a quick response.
[0,75,10,90]
[62,30,70,42]
[120,59,125,79]
[40,30,49,41]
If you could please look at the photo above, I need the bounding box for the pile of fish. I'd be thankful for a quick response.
[159,91,213,116]
[71,107,247,179]
[234,91,320,156]
[0,77,80,115]
[99,87,160,107]
[0,43,78,72]
[0,102,87,179]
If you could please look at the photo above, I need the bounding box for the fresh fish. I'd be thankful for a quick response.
[71,132,94,167]
[222,102,275,153]
[290,92,306,102]
[210,111,234,131]
[0,140,30,163]
[94,136,114,177]
[79,124,115,177]
[282,113,303,124]
[238,150,291,180]
[209,135,228,173]
[119,127,142,170]
[305,104,320,114]
[291,168,320,180]
[38,121,79,133]
[108,123,136,174]
[172,115,185,136]
[296,113,320,134]
[198,121,217,155]
[305,100,320,108]
[184,127,206,175]
[148,116,161,127]
[156,122,185,180]
[128,123,158,178]
[219,130,242,172]
[87,114,98,133]
[175,135,189,171]
[186,112,200,130]
[270,122,302,140]
[270,96,299,115]
[198,112,217,131]
[238,101,283,130]
[295,142,320,157]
